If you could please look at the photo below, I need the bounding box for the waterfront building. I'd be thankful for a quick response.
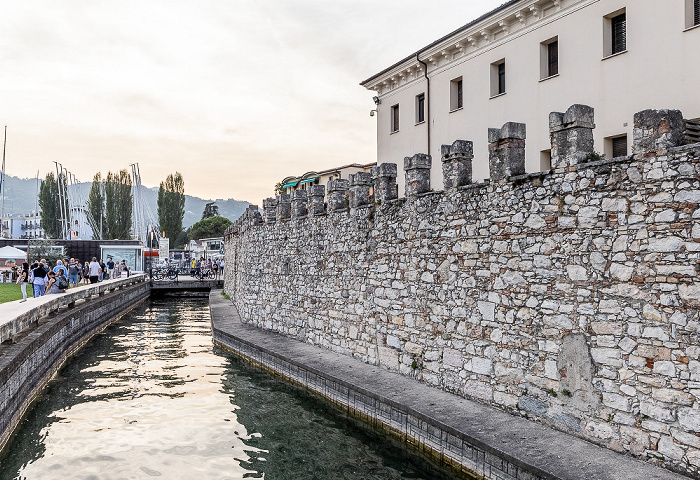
[278,162,376,195]
[361,0,700,195]
[0,212,45,239]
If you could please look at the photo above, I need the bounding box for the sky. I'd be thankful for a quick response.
[0,0,505,205]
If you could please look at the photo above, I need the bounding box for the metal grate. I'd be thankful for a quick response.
[695,0,700,26]
[612,136,627,158]
[611,13,626,54]
[548,41,559,76]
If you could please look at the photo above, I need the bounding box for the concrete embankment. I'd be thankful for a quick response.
[209,291,690,480]
[0,276,150,451]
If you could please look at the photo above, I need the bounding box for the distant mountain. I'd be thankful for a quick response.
[0,174,249,228]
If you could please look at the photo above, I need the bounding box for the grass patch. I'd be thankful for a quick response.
[221,290,231,300]
[0,283,23,304]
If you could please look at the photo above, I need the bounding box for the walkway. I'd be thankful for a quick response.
[209,291,689,480]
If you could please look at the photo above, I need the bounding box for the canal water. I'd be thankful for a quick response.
[0,298,457,480]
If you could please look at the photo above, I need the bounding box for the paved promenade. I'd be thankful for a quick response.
[209,292,690,480]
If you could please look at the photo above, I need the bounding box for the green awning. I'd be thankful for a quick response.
[299,176,319,184]
[282,180,299,188]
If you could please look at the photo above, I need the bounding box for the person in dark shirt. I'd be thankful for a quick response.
[31,262,48,297]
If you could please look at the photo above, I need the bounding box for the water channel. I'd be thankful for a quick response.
[0,298,460,480]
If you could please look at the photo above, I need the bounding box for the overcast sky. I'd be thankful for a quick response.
[1,0,505,205]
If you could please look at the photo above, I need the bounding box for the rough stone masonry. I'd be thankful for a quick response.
[224,106,700,478]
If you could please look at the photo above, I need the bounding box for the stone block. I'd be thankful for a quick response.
[404,153,432,196]
[327,179,349,212]
[441,140,474,189]
[308,184,325,215]
[372,163,398,202]
[291,189,308,218]
[549,104,595,168]
[633,109,685,156]
[349,172,371,209]
[488,122,526,182]
[262,197,278,224]
[276,193,291,220]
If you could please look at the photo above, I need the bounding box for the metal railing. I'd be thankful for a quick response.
[0,274,147,344]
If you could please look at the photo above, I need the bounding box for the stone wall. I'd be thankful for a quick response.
[224,107,700,477]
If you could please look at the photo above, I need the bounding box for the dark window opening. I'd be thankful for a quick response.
[611,13,626,54]
[695,0,700,26]
[548,41,559,77]
[417,94,425,123]
[612,136,628,158]
[391,104,399,132]
[456,80,463,109]
[498,63,506,94]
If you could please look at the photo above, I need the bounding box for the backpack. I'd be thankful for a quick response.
[57,274,69,289]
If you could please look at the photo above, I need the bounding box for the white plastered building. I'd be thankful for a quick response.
[361,0,700,195]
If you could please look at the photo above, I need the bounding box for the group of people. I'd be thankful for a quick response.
[190,257,223,275]
[15,256,131,303]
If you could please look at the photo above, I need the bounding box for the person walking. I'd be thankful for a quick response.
[68,258,80,287]
[119,259,131,278]
[31,261,48,297]
[82,261,90,285]
[88,257,101,284]
[106,258,115,279]
[16,262,29,302]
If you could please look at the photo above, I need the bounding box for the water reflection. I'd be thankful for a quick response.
[0,299,455,480]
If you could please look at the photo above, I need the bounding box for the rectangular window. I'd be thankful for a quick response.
[611,13,626,54]
[606,135,628,158]
[415,93,425,124]
[548,41,559,76]
[687,0,700,28]
[490,59,506,97]
[391,104,399,133]
[450,77,463,111]
[540,37,559,79]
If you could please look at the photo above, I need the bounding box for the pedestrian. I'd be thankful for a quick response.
[31,261,48,297]
[16,262,29,302]
[98,258,106,281]
[120,260,131,278]
[82,261,90,285]
[107,257,115,279]
[68,258,80,287]
[44,270,64,295]
[88,257,101,283]
[54,259,68,277]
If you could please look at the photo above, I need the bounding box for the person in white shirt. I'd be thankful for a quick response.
[88,257,102,284]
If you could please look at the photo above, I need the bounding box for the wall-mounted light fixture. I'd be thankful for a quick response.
[373,96,381,105]
[370,109,378,117]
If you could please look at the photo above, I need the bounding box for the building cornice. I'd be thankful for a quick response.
[361,0,594,95]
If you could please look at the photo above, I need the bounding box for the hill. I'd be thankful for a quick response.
[0,174,249,228]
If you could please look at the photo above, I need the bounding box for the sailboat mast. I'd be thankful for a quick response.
[1,126,6,237]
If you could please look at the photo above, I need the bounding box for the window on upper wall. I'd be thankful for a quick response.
[604,9,627,57]
[540,37,559,79]
[415,93,425,124]
[685,0,700,28]
[450,77,463,111]
[490,60,506,97]
[391,104,399,133]
[605,134,628,158]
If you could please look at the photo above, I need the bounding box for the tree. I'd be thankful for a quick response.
[86,173,105,240]
[201,202,219,220]
[157,172,185,241]
[104,170,132,239]
[38,172,68,238]
[189,216,232,241]
[27,239,66,265]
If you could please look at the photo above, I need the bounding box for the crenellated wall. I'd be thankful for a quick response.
[224,107,700,477]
